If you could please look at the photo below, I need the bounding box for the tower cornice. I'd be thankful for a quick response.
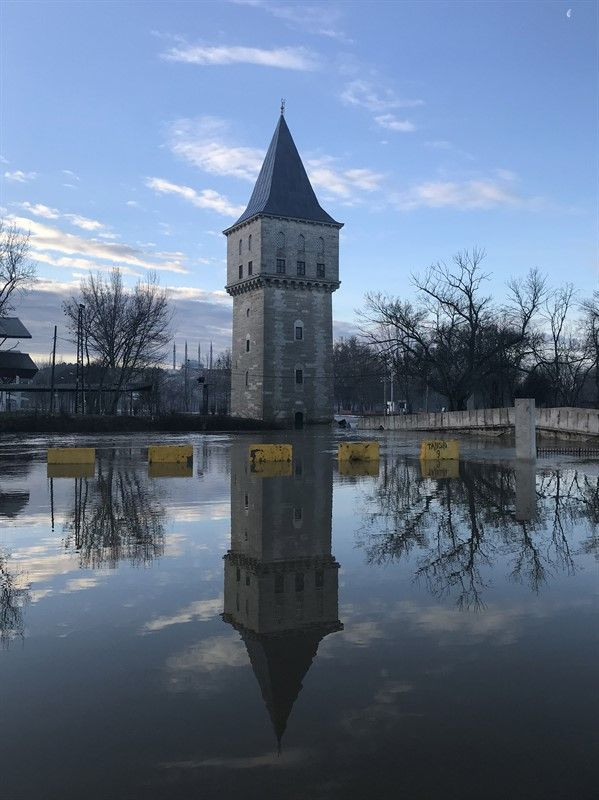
[226,275,341,296]
[223,212,343,237]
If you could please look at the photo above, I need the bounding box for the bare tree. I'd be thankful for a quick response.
[530,285,593,406]
[580,291,599,406]
[0,219,37,319]
[360,249,544,410]
[63,269,171,413]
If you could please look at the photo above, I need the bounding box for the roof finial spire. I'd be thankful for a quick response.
[280,98,286,116]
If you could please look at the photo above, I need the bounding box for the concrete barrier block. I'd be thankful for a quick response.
[47,447,95,464]
[249,444,292,464]
[339,460,379,477]
[148,445,193,464]
[338,442,380,462]
[47,463,95,478]
[148,462,193,477]
[419,439,460,461]
[250,460,292,477]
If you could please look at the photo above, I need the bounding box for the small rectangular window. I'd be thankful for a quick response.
[245,574,250,586]
[236,567,241,583]
[295,369,303,385]
[246,339,250,352]
[296,260,305,276]
[238,264,243,279]
[295,325,303,340]
[276,258,286,274]
[248,260,253,275]
[317,263,325,278]
[274,573,284,594]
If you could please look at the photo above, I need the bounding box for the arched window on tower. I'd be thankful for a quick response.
[317,236,325,257]
[294,320,304,341]
[297,233,305,252]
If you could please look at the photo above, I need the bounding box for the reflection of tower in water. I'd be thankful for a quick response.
[223,439,342,749]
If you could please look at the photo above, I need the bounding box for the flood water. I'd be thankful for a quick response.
[0,431,597,800]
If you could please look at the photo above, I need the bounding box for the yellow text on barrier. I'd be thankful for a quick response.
[47,447,95,465]
[338,442,380,462]
[419,439,460,461]
[420,459,460,479]
[148,444,193,464]
[249,444,293,465]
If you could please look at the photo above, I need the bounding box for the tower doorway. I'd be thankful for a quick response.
[294,411,304,429]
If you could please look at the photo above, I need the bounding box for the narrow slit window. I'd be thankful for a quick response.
[238,264,243,279]
[239,239,242,256]
[295,325,303,340]
[246,338,250,352]
[245,370,249,387]
[317,263,325,278]
[295,368,303,385]
[248,260,253,275]
[248,234,252,251]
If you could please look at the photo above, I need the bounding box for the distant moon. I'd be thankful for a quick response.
[566,8,572,17]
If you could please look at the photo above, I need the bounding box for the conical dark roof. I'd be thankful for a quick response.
[226,115,341,231]
[241,627,329,749]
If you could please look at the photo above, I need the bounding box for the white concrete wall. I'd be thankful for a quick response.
[358,406,599,438]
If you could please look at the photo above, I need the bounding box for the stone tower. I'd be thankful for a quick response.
[223,112,343,426]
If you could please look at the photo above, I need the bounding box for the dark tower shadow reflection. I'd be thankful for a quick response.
[222,437,342,751]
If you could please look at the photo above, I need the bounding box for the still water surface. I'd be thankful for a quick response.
[0,432,597,799]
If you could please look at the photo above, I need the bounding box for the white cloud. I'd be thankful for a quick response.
[62,169,80,181]
[4,170,38,183]
[341,80,424,112]
[230,0,351,42]
[64,213,104,231]
[392,177,535,211]
[126,200,140,208]
[307,157,385,200]
[18,202,60,219]
[162,42,319,71]
[168,117,263,181]
[143,597,223,632]
[9,214,189,274]
[146,177,244,217]
[374,114,416,133]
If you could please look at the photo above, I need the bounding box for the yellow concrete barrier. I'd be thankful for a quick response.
[419,439,460,461]
[338,442,380,462]
[249,444,292,465]
[148,444,193,464]
[47,463,95,478]
[148,462,193,478]
[420,459,459,479]
[250,460,292,477]
[338,460,379,477]
[47,447,95,464]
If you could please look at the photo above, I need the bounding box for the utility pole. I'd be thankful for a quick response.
[49,325,57,414]
[173,341,176,371]
[184,340,189,411]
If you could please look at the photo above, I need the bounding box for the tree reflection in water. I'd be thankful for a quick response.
[357,458,599,610]
[63,452,166,569]
[0,550,29,647]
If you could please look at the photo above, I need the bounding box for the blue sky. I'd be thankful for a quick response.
[1,0,597,359]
